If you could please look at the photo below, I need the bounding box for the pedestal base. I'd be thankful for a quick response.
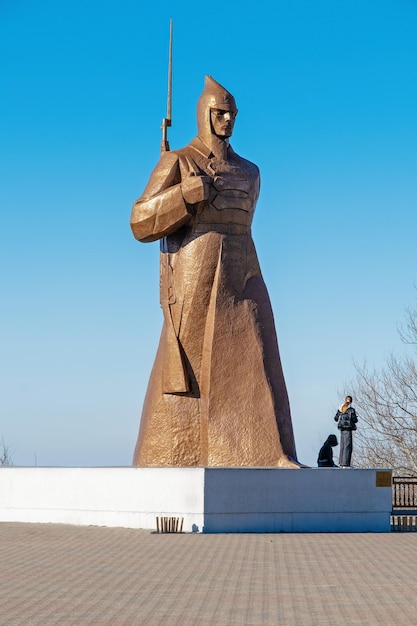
[0,467,392,532]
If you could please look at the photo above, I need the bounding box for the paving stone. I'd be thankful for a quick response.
[0,523,416,625]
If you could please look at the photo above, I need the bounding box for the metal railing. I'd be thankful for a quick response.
[391,477,417,532]
[392,477,417,509]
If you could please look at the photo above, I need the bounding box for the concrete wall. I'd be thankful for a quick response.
[204,468,392,532]
[0,467,205,532]
[0,467,392,532]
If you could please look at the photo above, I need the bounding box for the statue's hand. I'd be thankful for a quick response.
[181,175,210,205]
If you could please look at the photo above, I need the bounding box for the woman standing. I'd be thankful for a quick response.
[334,395,358,467]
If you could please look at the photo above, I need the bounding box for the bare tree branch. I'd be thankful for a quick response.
[348,294,417,476]
[0,437,14,467]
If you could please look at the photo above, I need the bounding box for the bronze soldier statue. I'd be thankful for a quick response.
[131,75,299,467]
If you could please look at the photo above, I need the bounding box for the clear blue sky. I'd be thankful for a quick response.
[1,0,416,467]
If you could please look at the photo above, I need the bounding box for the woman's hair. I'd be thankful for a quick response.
[327,434,338,446]
[341,395,352,413]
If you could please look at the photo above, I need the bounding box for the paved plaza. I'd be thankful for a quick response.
[0,522,416,625]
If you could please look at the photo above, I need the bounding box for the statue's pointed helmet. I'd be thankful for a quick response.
[197,75,238,144]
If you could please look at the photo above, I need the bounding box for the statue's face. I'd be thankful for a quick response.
[210,108,237,138]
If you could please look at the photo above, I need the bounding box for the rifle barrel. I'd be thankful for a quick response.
[167,18,173,122]
[161,19,173,154]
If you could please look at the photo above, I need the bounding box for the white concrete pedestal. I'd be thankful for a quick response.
[0,467,392,532]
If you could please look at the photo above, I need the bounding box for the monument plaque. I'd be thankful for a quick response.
[131,75,299,468]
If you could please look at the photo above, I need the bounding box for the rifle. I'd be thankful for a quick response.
[161,19,173,155]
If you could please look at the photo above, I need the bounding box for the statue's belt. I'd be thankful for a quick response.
[192,223,250,235]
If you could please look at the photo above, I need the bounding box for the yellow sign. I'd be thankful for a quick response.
[376,471,392,487]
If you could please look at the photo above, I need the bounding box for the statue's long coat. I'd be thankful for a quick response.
[131,136,297,466]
